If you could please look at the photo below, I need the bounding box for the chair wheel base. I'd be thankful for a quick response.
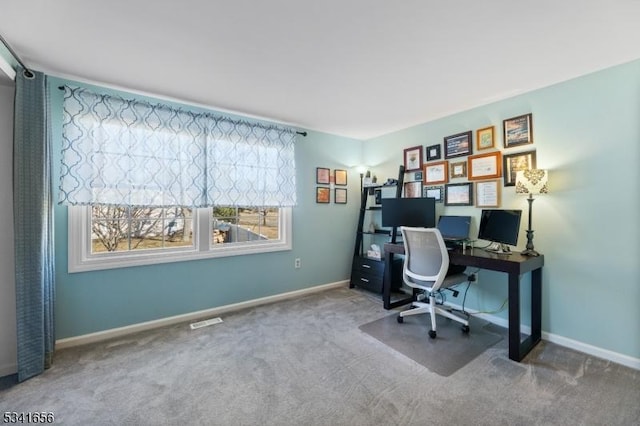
[428,330,436,339]
[397,315,404,324]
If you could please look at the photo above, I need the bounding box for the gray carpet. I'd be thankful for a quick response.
[359,313,503,376]
[1,287,639,426]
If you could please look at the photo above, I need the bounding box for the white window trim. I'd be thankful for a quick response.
[68,206,292,273]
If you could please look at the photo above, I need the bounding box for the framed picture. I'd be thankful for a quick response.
[404,145,423,171]
[404,181,422,198]
[414,171,423,181]
[334,188,347,204]
[476,126,495,150]
[444,182,473,206]
[444,131,473,159]
[467,151,502,180]
[503,150,537,186]
[334,169,347,186]
[374,188,382,205]
[423,185,444,203]
[316,167,330,184]
[449,161,467,179]
[423,160,448,185]
[316,187,330,203]
[475,180,501,208]
[503,113,533,148]
[425,144,441,161]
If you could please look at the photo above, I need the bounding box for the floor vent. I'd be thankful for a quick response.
[189,317,223,330]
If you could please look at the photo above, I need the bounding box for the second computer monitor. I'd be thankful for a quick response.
[437,215,471,240]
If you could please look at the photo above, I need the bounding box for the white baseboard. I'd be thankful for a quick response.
[56,280,348,350]
[0,362,17,377]
[541,331,640,371]
[447,303,640,371]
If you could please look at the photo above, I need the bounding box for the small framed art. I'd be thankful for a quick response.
[316,187,330,203]
[449,161,467,179]
[425,144,441,161]
[404,145,423,171]
[334,188,347,204]
[503,150,536,186]
[475,180,501,208]
[374,188,382,205]
[444,131,473,159]
[476,126,495,150]
[316,167,330,184]
[423,160,448,185]
[404,181,422,198]
[503,113,533,148]
[444,182,473,206]
[423,185,444,203]
[334,169,347,186]
[467,151,502,181]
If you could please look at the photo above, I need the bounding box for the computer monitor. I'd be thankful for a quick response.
[477,209,522,254]
[381,197,436,228]
[437,215,471,241]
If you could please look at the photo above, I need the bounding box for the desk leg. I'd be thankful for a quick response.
[508,268,543,362]
[382,252,412,310]
[507,273,521,361]
[531,267,542,342]
[383,253,393,310]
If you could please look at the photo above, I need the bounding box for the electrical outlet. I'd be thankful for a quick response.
[294,258,301,269]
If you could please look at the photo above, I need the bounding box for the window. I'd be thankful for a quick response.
[60,86,297,272]
[212,207,280,244]
[69,206,292,272]
[91,206,194,253]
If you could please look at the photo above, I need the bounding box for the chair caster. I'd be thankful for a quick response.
[461,325,470,334]
[428,330,436,339]
[397,316,404,324]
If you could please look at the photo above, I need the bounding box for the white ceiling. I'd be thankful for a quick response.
[1,0,639,139]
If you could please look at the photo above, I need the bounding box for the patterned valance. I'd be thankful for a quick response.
[59,86,297,207]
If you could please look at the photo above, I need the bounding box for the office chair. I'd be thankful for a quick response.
[397,227,470,338]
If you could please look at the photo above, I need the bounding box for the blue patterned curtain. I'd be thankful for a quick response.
[13,66,55,382]
[59,86,297,207]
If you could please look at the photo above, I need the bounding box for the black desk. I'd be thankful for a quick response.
[383,243,544,362]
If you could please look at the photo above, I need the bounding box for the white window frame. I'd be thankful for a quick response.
[68,206,292,273]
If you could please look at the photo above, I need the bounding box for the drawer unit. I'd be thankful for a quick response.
[351,256,384,293]
[350,255,402,294]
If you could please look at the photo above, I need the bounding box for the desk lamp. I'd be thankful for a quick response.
[515,169,548,256]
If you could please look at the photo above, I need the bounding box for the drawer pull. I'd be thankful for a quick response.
[360,278,370,283]
[362,264,371,268]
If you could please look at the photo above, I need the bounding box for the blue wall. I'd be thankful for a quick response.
[49,78,363,339]
[365,59,640,360]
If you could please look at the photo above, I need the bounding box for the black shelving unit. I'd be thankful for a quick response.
[349,165,405,293]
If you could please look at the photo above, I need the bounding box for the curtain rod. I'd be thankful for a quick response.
[56,85,307,136]
[0,33,34,79]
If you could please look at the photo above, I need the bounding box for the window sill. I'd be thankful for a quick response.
[68,239,292,273]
